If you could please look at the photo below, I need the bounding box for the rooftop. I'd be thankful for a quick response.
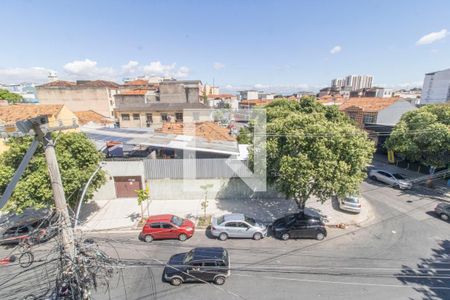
[117,89,151,96]
[0,104,64,125]
[74,110,114,126]
[38,80,120,89]
[240,99,273,106]
[338,97,400,112]
[157,122,235,142]
[82,126,239,156]
[123,79,149,86]
[114,102,209,112]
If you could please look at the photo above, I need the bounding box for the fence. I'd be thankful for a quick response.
[144,158,253,179]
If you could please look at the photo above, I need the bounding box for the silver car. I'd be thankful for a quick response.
[368,169,412,189]
[211,213,268,241]
[434,203,450,222]
[339,196,361,213]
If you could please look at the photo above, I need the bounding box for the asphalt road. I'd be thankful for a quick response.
[0,179,448,300]
[87,180,450,300]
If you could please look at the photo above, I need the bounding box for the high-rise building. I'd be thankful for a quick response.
[331,78,345,88]
[344,75,373,91]
[421,68,450,104]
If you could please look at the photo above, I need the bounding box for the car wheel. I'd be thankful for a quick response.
[440,214,449,221]
[253,232,263,240]
[316,232,325,241]
[219,233,228,241]
[178,233,188,241]
[144,235,153,243]
[281,233,290,241]
[214,276,226,285]
[170,277,183,286]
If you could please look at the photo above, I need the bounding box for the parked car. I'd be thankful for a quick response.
[272,208,327,241]
[368,169,412,189]
[434,203,450,222]
[0,213,58,245]
[339,196,362,213]
[211,213,268,241]
[140,214,195,243]
[163,247,230,286]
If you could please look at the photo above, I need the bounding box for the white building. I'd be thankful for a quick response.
[375,88,394,98]
[331,78,345,88]
[345,75,373,91]
[239,90,259,100]
[421,68,450,104]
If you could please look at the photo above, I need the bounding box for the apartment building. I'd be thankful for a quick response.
[114,80,210,128]
[36,80,120,117]
[421,68,450,104]
[331,75,373,91]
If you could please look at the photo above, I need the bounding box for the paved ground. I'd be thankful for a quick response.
[80,179,450,300]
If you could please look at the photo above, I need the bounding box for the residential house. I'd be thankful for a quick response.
[338,97,417,128]
[239,90,259,100]
[114,79,210,128]
[36,80,120,117]
[0,104,78,152]
[207,94,238,109]
[74,110,114,128]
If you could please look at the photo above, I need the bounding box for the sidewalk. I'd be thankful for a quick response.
[78,195,374,232]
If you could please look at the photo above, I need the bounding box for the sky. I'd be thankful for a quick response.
[1,0,450,92]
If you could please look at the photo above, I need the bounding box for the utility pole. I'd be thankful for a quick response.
[31,117,76,259]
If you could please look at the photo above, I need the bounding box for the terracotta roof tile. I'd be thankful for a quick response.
[124,79,149,86]
[38,80,119,89]
[240,99,273,106]
[0,104,64,125]
[74,110,114,125]
[157,122,235,142]
[339,97,400,112]
[38,80,76,87]
[118,89,149,96]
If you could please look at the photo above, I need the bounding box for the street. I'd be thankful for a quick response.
[85,180,450,300]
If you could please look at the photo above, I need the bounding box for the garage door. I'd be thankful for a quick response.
[114,176,142,198]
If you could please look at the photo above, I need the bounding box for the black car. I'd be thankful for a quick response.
[163,247,230,286]
[272,208,327,241]
[0,213,58,245]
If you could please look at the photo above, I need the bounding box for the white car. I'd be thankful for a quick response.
[339,196,361,213]
[368,169,412,189]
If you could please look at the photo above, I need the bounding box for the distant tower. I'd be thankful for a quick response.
[48,71,58,82]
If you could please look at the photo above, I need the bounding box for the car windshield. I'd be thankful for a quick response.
[171,215,184,226]
[216,216,225,225]
[244,216,256,225]
[392,173,405,180]
[183,250,194,264]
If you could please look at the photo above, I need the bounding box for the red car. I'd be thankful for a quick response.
[140,214,195,243]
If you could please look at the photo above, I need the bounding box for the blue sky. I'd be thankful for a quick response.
[1,0,450,92]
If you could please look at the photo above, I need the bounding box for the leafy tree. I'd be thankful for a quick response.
[250,98,374,209]
[386,104,450,168]
[135,186,150,221]
[0,89,23,104]
[237,126,252,144]
[0,132,106,213]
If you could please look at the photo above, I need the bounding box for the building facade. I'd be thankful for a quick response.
[421,68,450,104]
[36,80,120,117]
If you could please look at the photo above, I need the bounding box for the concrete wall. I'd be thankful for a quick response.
[159,83,200,104]
[377,100,417,125]
[422,69,450,104]
[93,160,146,200]
[36,87,117,117]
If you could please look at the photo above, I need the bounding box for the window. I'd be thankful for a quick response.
[237,222,249,228]
[175,112,183,122]
[150,223,160,229]
[225,222,236,227]
[171,215,184,226]
[216,216,225,225]
[363,114,377,124]
[161,223,173,229]
[121,114,130,121]
[161,113,168,122]
[133,113,140,120]
[204,262,216,267]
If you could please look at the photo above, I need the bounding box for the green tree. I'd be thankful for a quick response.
[135,186,150,222]
[251,98,374,209]
[0,132,106,213]
[386,104,450,168]
[237,126,252,144]
[0,89,23,104]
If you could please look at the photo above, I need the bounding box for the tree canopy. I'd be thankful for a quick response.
[0,132,106,213]
[0,89,23,104]
[250,97,374,209]
[386,104,450,168]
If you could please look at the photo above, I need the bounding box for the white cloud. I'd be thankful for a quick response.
[63,59,115,79]
[0,67,53,84]
[330,45,342,54]
[121,60,139,73]
[141,61,189,78]
[416,29,448,45]
[213,62,225,70]
[222,83,316,93]
[175,66,190,78]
